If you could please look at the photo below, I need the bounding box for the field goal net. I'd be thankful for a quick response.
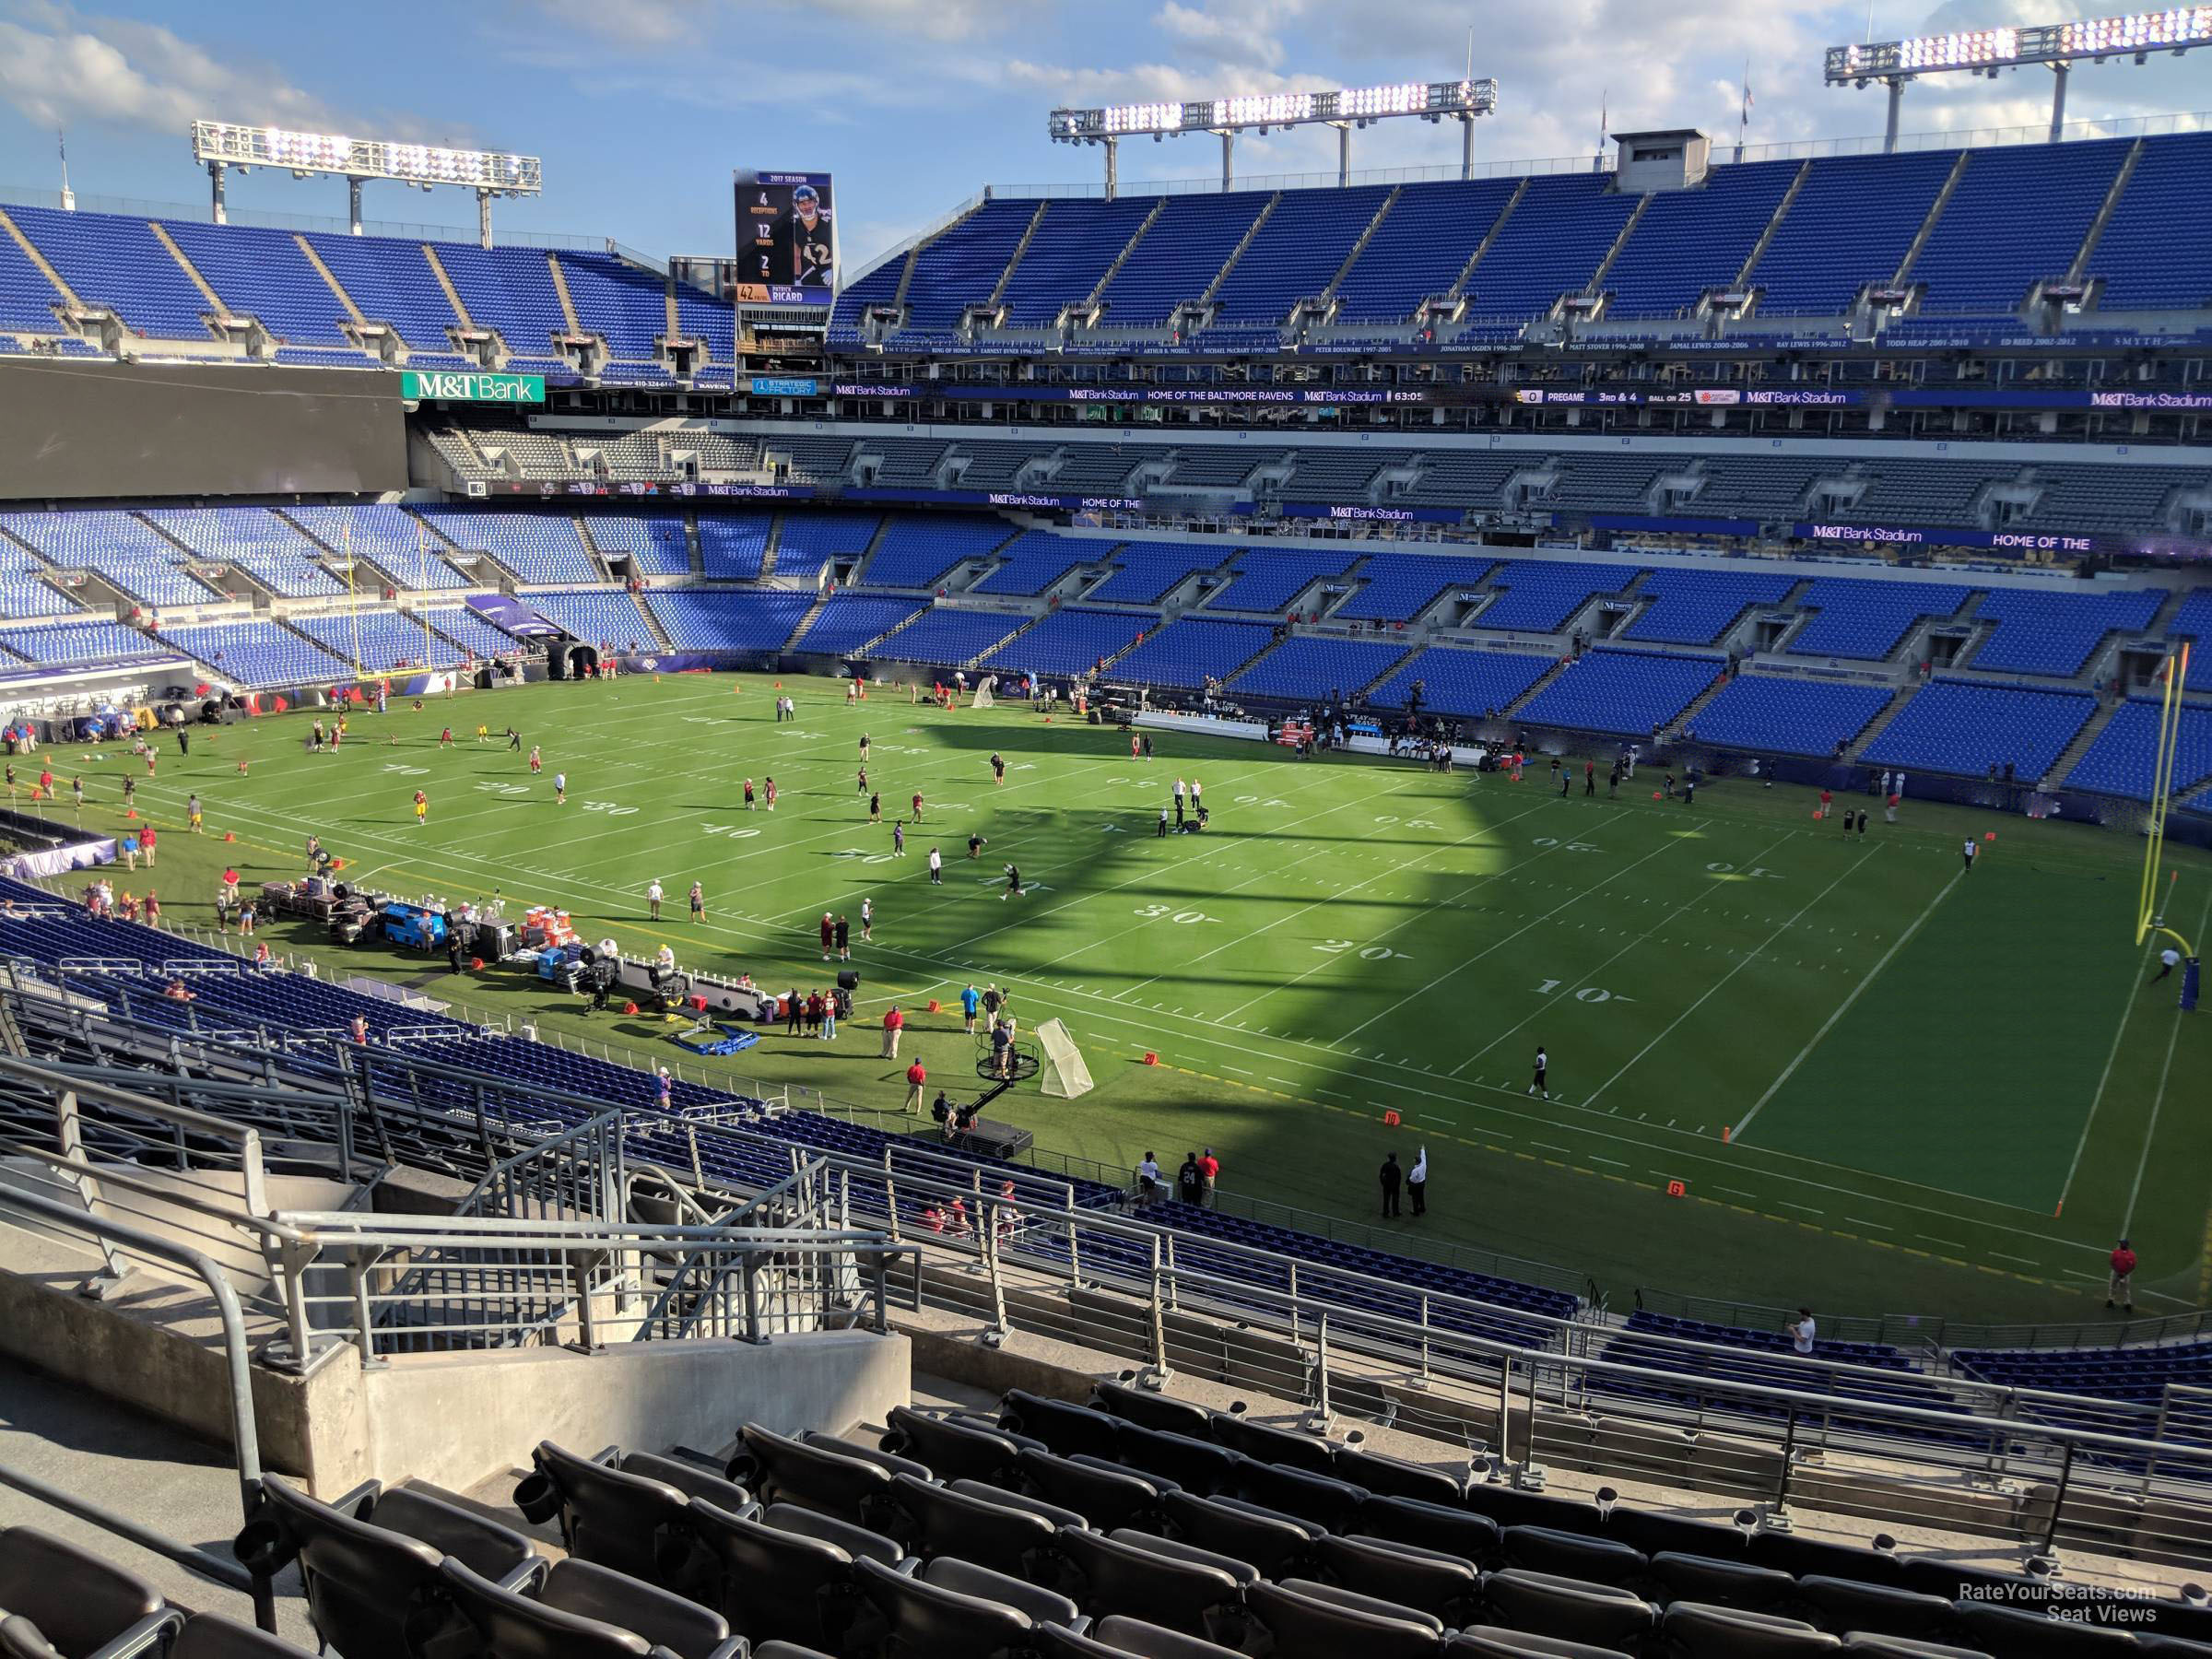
[1035,1017,1093,1099]
[971,675,997,709]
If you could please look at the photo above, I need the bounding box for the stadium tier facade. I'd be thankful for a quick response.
[5,110,2212,1653]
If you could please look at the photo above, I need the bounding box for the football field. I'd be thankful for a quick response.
[63,671,2212,1327]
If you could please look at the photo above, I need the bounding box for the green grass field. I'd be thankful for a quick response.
[33,671,2212,1327]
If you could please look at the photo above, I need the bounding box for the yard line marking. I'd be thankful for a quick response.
[1845,1218,1891,1231]
[1584,841,1878,1111]
[1731,865,1962,1141]
[1267,1077,1298,1087]
[1914,1236,1969,1251]
[2057,928,2162,1211]
[174,771,2090,1246]
[1532,1141,1571,1154]
[1449,827,1798,1077]
[1221,1065,1253,1076]
[1591,1156,1630,1168]
[1991,1252,2040,1266]
[2119,883,2212,1237]
[1330,825,1706,1043]
[1781,1202,1824,1214]
[1716,1186,1757,1199]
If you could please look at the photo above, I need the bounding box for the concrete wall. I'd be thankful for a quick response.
[349,1330,909,1492]
[0,1227,908,1499]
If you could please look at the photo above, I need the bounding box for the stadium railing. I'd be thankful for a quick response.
[1637,1284,2212,1358]
[0,1049,913,1360]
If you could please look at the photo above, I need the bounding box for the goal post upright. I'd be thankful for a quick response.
[2136,640,2197,962]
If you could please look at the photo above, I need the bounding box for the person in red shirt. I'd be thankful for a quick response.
[880,1004,904,1060]
[2108,1240,2137,1312]
[911,792,924,821]
[138,825,156,866]
[819,912,834,960]
[1818,787,1833,820]
[1197,1148,1219,1207]
[905,1058,927,1113]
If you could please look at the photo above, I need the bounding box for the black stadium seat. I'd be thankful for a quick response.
[1359,1494,1503,1567]
[753,1645,842,1659]
[685,1498,865,1652]
[1208,1412,1340,1477]
[616,1451,755,1514]
[1037,1613,1246,1657]
[1335,1445,1468,1505]
[761,1501,908,1568]
[1245,1578,1446,1659]
[1051,1525,1247,1641]
[1019,1448,1166,1531]
[1834,1638,1991,1658]
[921,1556,1084,1630]
[1104,1527,1258,1587]
[1002,1392,1124,1461]
[1658,1601,1842,1655]
[359,1485,537,1583]
[438,1558,664,1659]
[1749,1534,1904,1587]
[1479,1567,1661,1651]
[1947,1600,2142,1655]
[533,1558,739,1659]
[1644,1551,1799,1615]
[730,1423,895,1528]
[854,1554,1039,1657]
[171,1613,315,1659]
[1788,1575,1955,1641]
[0,1528,170,1659]
[1160,1489,1316,1581]
[518,1441,705,1591]
[1312,1534,1481,1623]
[236,1475,532,1659]
[1447,1628,1639,1657]
[1465,1487,1607,1534]
[951,1477,1091,1532]
[802,1430,934,1483]
[1092,1382,1214,1437]
[1499,1525,1646,1585]
[1601,1508,1749,1563]
[1224,1456,1368,1534]
[1111,1422,1239,1495]
[889,1473,1056,1576]
[882,1406,1024,1484]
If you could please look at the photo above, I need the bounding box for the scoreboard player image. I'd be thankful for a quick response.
[735,170,837,303]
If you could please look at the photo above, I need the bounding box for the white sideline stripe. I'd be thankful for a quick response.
[1730,865,1961,1141]
[1583,842,1878,1112]
[167,772,2103,1254]
[2119,883,2212,1237]
[1327,825,1707,1043]
[2053,930,2159,1214]
[1450,827,1798,1078]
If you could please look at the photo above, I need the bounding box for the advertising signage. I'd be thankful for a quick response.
[734,169,837,306]
[401,369,544,404]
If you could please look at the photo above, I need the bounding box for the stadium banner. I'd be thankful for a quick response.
[746,375,820,395]
[735,170,836,306]
[844,486,1149,512]
[475,480,816,500]
[1278,501,1468,524]
[399,369,544,404]
[1793,521,2211,559]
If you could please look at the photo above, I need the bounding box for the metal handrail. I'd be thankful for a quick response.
[0,1183,276,1629]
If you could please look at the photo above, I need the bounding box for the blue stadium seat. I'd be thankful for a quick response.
[1515,651,1723,737]
[1862,680,2097,780]
[1109,618,1276,689]
[2063,699,2212,802]
[982,608,1151,677]
[792,595,928,655]
[1687,676,1893,757]
[646,591,813,652]
[1369,646,1553,716]
[1227,637,1410,704]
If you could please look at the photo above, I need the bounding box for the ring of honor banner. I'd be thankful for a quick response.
[734,170,836,305]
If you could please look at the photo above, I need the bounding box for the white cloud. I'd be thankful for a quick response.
[0,3,344,134]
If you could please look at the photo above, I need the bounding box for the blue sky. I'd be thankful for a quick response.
[0,0,2205,274]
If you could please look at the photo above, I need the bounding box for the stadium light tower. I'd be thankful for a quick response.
[190,121,544,246]
[1826,8,2212,150]
[1048,78,1499,197]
